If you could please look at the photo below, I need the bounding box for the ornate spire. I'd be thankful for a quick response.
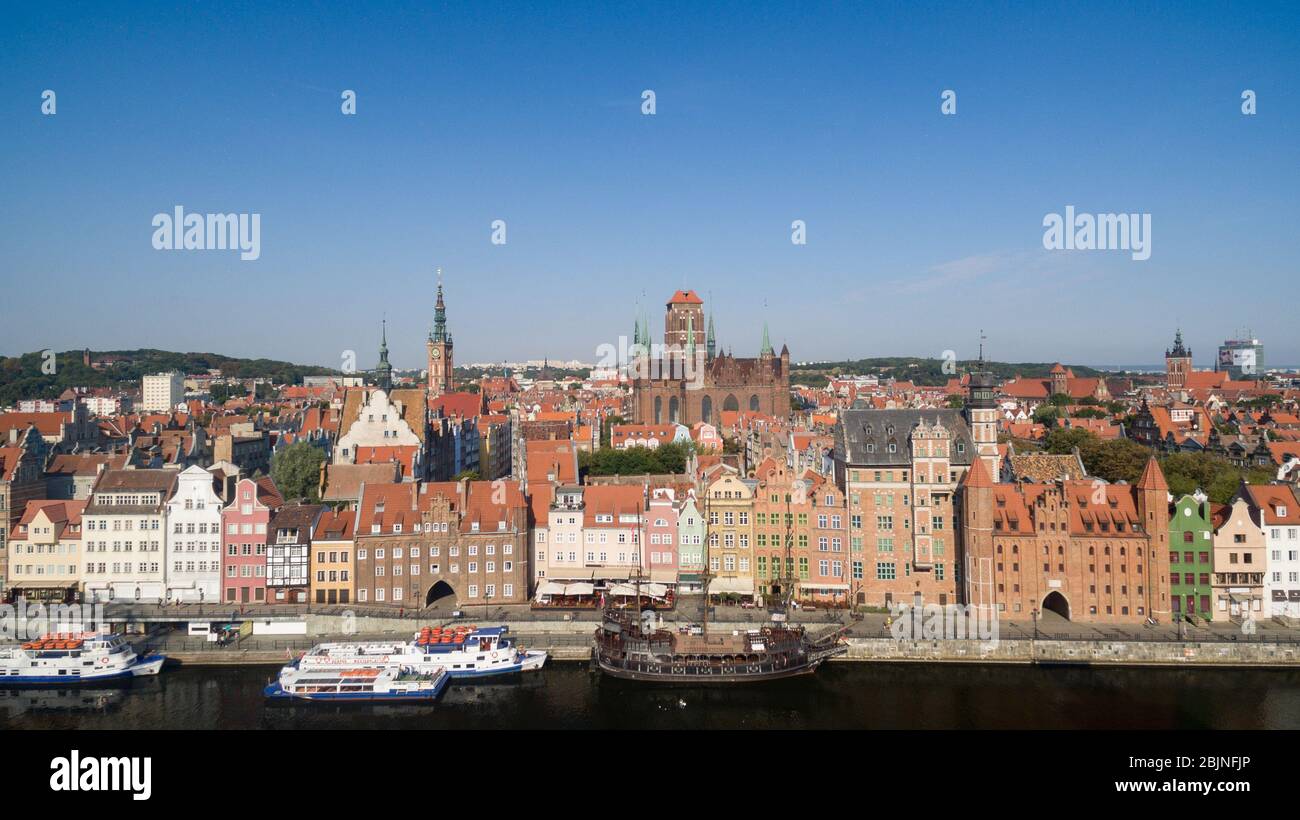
[430,267,448,343]
[375,316,393,390]
[760,321,773,356]
[1166,328,1190,358]
[706,312,716,361]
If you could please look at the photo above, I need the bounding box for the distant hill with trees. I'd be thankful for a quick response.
[792,357,1112,388]
[0,348,340,406]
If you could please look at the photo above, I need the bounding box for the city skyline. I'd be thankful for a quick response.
[3,2,1297,367]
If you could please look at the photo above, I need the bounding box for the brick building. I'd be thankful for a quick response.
[632,290,790,426]
[961,456,1172,623]
[354,480,530,608]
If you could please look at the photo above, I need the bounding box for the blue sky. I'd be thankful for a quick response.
[2,1,1297,370]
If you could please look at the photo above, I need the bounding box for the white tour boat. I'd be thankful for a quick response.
[296,625,547,679]
[265,665,450,702]
[0,632,165,685]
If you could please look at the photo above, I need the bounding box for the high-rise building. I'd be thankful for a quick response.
[427,270,454,395]
[1216,335,1264,380]
[142,372,184,413]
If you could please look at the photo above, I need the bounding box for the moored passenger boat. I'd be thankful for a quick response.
[0,632,165,685]
[295,625,547,679]
[265,665,450,702]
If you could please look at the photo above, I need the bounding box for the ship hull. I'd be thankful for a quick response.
[593,656,825,684]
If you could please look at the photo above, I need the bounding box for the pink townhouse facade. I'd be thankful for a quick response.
[222,477,282,604]
[646,487,680,579]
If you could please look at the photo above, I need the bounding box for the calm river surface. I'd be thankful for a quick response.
[4,662,1300,729]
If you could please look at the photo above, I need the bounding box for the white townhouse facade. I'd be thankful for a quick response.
[164,464,223,603]
[1246,484,1300,619]
[81,469,177,603]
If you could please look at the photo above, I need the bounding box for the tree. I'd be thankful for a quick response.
[270,441,324,503]
[1032,405,1060,425]
[453,469,481,481]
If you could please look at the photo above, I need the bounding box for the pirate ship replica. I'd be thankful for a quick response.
[592,487,847,683]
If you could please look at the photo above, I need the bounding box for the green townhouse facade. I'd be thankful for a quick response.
[1169,494,1215,620]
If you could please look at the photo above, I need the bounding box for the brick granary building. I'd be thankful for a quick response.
[631,290,791,426]
[960,455,1173,623]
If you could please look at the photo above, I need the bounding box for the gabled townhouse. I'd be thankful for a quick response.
[164,464,224,603]
[676,491,706,591]
[1211,497,1266,622]
[1169,494,1215,621]
[646,487,680,583]
[221,476,283,604]
[6,500,86,603]
[267,503,324,604]
[704,472,756,600]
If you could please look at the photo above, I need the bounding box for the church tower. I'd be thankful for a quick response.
[374,318,393,391]
[427,269,454,395]
[965,333,1000,476]
[1165,329,1191,390]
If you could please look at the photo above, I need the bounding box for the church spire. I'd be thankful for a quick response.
[760,321,773,357]
[706,312,716,361]
[375,316,393,390]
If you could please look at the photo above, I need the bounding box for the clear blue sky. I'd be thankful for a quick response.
[2,1,1297,370]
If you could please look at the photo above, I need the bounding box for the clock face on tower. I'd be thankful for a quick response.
[431,348,441,358]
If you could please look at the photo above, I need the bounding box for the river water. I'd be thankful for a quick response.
[4,662,1300,729]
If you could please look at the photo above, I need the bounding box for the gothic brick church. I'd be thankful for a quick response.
[631,290,791,425]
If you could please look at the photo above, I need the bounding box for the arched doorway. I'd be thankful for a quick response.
[425,580,456,608]
[1042,590,1070,620]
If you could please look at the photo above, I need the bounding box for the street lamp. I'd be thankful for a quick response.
[1031,607,1039,641]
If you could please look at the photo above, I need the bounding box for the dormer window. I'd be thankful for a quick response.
[1280,506,1289,518]
[887,443,897,453]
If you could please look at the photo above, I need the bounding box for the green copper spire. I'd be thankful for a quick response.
[430,268,448,343]
[760,321,773,356]
[376,317,393,390]
[706,313,716,361]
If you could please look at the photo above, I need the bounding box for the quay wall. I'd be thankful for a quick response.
[152,617,1300,668]
[840,637,1300,667]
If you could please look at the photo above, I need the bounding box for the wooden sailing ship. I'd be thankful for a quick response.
[593,481,847,683]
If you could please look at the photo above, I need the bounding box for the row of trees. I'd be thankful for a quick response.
[579,441,691,476]
[1039,427,1273,503]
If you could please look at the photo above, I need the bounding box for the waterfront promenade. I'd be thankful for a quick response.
[94,598,1300,669]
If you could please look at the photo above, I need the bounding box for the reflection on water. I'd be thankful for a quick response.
[3,662,1300,729]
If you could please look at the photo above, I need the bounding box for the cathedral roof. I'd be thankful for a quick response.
[667,289,704,305]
